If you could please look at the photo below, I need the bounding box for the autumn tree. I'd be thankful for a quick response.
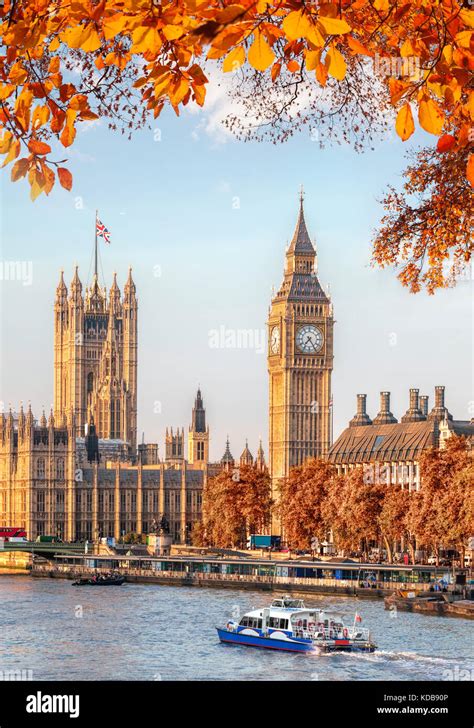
[407,435,474,563]
[0,1,472,292]
[195,463,272,549]
[377,485,410,563]
[278,458,337,550]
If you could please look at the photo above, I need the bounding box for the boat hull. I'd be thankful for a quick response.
[217,628,377,654]
[217,628,312,653]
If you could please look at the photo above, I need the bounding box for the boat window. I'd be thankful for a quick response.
[239,617,250,626]
[269,617,289,629]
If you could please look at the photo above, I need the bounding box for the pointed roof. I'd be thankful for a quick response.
[240,439,254,464]
[124,266,136,296]
[221,436,234,464]
[286,188,315,256]
[56,269,67,298]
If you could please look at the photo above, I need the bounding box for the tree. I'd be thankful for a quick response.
[196,463,271,548]
[278,458,336,550]
[0,1,472,292]
[377,485,410,563]
[406,435,473,563]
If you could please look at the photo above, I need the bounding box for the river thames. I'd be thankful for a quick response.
[0,576,472,681]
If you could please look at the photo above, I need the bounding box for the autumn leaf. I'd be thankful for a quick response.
[28,140,51,156]
[396,103,415,141]
[223,46,245,72]
[11,158,30,182]
[282,10,313,40]
[437,134,456,153]
[326,45,346,80]
[467,155,474,187]
[419,98,444,136]
[58,167,73,191]
[62,25,102,53]
[248,31,275,71]
[318,17,352,35]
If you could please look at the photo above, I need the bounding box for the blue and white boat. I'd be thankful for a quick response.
[217,596,376,653]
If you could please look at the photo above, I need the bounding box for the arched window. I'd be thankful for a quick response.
[87,371,94,393]
[37,458,45,479]
[56,458,65,480]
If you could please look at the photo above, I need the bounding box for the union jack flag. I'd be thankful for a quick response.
[96,218,111,244]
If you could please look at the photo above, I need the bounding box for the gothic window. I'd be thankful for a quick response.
[36,490,45,512]
[56,458,65,480]
[37,458,45,479]
[197,441,204,461]
[87,372,94,393]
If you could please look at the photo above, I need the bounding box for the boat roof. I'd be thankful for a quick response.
[243,607,344,619]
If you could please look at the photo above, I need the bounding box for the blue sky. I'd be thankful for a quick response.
[0,81,472,462]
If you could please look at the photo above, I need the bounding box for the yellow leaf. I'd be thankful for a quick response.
[2,139,20,168]
[318,16,351,35]
[459,9,474,29]
[418,98,444,135]
[455,30,472,49]
[0,131,12,154]
[326,45,346,80]
[305,50,321,71]
[162,25,184,41]
[62,25,102,53]
[248,31,275,72]
[374,0,389,11]
[223,46,245,72]
[282,10,313,40]
[32,105,50,129]
[103,14,130,41]
[0,84,15,101]
[132,26,161,54]
[395,103,414,141]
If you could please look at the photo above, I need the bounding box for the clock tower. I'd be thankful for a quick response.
[267,191,334,525]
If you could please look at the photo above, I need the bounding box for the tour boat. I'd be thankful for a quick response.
[217,596,376,653]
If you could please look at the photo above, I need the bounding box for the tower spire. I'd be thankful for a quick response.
[94,209,98,280]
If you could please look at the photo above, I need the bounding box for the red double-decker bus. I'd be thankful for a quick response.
[0,527,27,541]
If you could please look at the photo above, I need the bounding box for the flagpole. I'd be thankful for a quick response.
[94,209,98,279]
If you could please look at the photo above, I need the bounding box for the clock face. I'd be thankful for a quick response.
[296,325,323,354]
[270,325,280,354]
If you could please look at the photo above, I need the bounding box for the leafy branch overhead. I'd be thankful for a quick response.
[0,1,472,292]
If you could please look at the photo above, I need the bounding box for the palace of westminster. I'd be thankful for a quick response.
[1,196,472,543]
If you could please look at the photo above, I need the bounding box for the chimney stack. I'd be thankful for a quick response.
[349,394,372,427]
[401,388,425,422]
[420,395,429,417]
[428,385,452,422]
[373,391,397,425]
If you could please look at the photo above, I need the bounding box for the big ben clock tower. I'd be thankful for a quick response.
[267,190,334,524]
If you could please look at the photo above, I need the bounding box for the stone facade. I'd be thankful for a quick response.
[328,387,474,490]
[267,193,334,517]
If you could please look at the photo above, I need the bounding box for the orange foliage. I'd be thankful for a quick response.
[0,1,472,290]
[196,464,272,549]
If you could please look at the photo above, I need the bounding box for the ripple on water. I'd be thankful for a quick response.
[0,577,472,681]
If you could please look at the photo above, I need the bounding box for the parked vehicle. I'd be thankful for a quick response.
[35,535,62,543]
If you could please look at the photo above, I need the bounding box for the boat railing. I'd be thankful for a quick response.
[291,626,371,641]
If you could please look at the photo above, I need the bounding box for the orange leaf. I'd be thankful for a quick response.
[11,157,30,182]
[436,134,456,153]
[28,139,51,155]
[58,167,73,191]
[395,103,414,141]
[467,154,474,187]
[223,46,245,73]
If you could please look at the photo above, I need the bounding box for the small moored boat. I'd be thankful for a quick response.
[217,596,376,653]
